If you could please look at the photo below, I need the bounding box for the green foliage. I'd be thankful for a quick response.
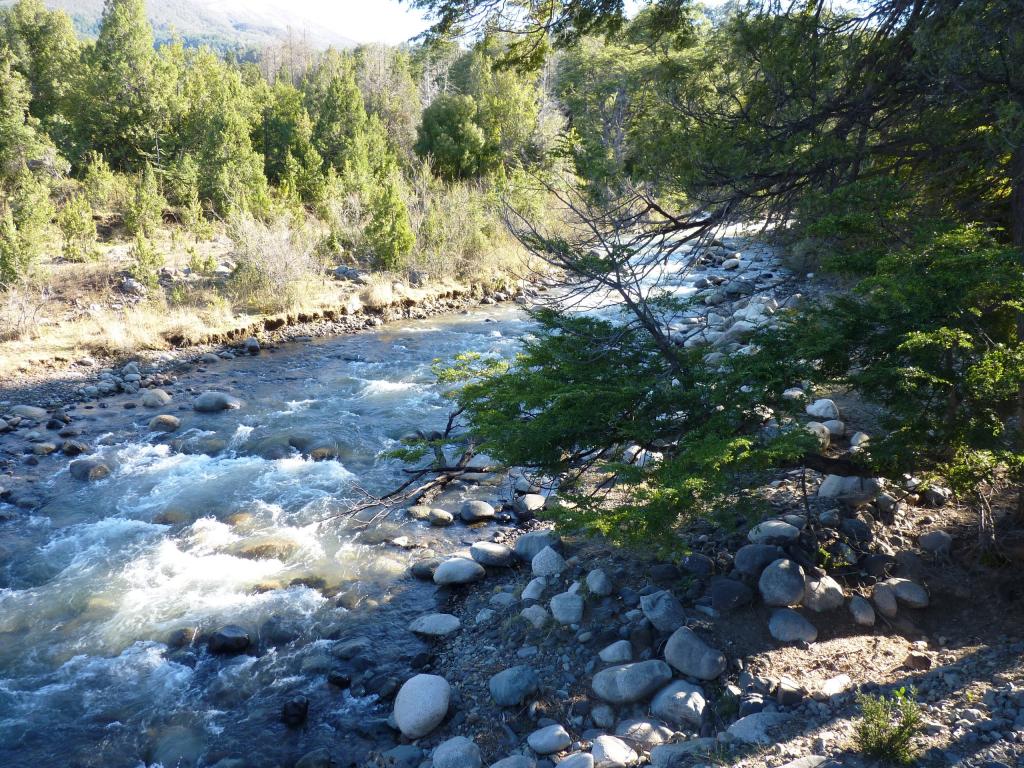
[57,191,97,261]
[81,151,120,212]
[186,246,216,275]
[0,45,62,181]
[123,163,163,237]
[416,94,489,180]
[127,232,162,289]
[854,688,923,764]
[303,50,367,173]
[365,173,414,270]
[0,165,51,283]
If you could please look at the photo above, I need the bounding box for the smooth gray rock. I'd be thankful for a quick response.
[69,458,111,481]
[599,640,634,664]
[149,414,180,432]
[587,568,614,596]
[520,604,549,628]
[461,499,496,522]
[208,625,250,654]
[408,613,461,637]
[806,398,839,420]
[514,493,547,517]
[471,541,514,567]
[710,578,753,612]
[489,665,539,706]
[515,530,561,561]
[886,577,929,608]
[803,575,844,612]
[10,405,46,420]
[556,754,593,768]
[591,660,673,704]
[532,545,567,576]
[433,736,481,768]
[521,576,547,602]
[591,735,637,768]
[651,680,706,728]
[734,544,785,577]
[429,508,454,526]
[727,711,790,744]
[615,719,673,750]
[663,627,726,680]
[768,608,818,643]
[759,558,806,606]
[748,519,800,544]
[872,582,899,617]
[393,674,450,738]
[490,758,536,768]
[649,739,717,767]
[640,590,687,633]
[919,529,952,554]
[193,391,242,412]
[550,591,584,625]
[526,724,571,754]
[433,557,486,585]
[142,388,172,408]
[849,595,876,626]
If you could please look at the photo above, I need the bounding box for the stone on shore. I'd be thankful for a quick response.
[748,519,800,544]
[142,388,172,408]
[651,680,706,728]
[759,559,806,606]
[429,509,454,526]
[591,660,673,704]
[550,591,584,625]
[768,608,818,643]
[461,500,496,523]
[886,577,929,608]
[489,665,539,706]
[433,736,481,768]
[515,530,561,561]
[471,541,514,567]
[849,595,876,626]
[394,674,450,738]
[727,711,790,744]
[408,613,461,637]
[919,529,952,554]
[433,557,486,585]
[803,575,844,612]
[664,627,726,680]
[806,398,839,420]
[599,640,634,664]
[208,625,250,654]
[734,544,785,577]
[591,735,638,768]
[640,590,687,632]
[532,546,567,576]
[586,568,614,596]
[527,724,571,754]
[514,493,547,517]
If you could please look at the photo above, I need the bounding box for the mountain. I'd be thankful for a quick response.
[1,0,358,50]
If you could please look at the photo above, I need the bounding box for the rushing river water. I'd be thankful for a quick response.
[0,305,535,768]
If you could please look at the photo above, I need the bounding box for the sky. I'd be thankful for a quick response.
[233,0,435,45]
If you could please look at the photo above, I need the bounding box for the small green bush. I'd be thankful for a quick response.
[58,193,98,262]
[124,164,164,238]
[128,234,163,290]
[854,687,923,764]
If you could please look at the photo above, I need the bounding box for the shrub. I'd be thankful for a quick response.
[57,193,98,262]
[186,246,218,276]
[366,174,414,271]
[227,212,322,312]
[82,152,123,213]
[854,687,923,764]
[124,164,164,238]
[128,234,163,290]
[0,168,53,284]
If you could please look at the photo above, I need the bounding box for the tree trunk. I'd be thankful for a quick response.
[1012,143,1024,524]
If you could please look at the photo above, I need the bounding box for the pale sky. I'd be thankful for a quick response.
[227,0,434,45]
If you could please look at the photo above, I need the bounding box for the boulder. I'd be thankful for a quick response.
[885,577,929,608]
[768,608,817,643]
[142,389,172,408]
[758,559,806,606]
[532,545,567,577]
[471,541,514,567]
[515,530,561,561]
[208,625,250,654]
[433,736,481,768]
[193,391,242,412]
[408,613,461,637]
[527,724,571,754]
[433,557,486,585]
[849,595,876,626]
[805,422,831,450]
[639,590,687,633]
[663,627,726,680]
[394,674,450,738]
[651,680,706,728]
[747,519,800,544]
[727,712,790,744]
[10,405,47,420]
[429,509,454,526]
[69,458,111,481]
[149,414,181,432]
[734,544,785,577]
[806,398,839,420]
[461,499,496,522]
[802,575,844,612]
[514,494,547,517]
[710,578,753,612]
[586,568,614,596]
[919,529,952,555]
[489,665,539,706]
[599,640,634,664]
[591,735,638,768]
[550,592,584,625]
[591,660,673,704]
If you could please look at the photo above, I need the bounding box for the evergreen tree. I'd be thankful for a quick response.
[0,46,56,180]
[0,165,52,283]
[366,172,414,270]
[73,0,175,168]
[415,94,489,180]
[302,50,367,172]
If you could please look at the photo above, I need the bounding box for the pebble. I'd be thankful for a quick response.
[489,665,539,706]
[639,590,687,632]
[408,613,461,637]
[598,640,634,664]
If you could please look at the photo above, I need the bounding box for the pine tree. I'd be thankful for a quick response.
[366,172,414,270]
[302,50,367,172]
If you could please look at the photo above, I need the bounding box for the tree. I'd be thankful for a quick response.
[0,46,59,180]
[72,0,175,168]
[260,78,325,203]
[0,0,79,146]
[302,50,367,173]
[57,192,97,261]
[366,172,415,270]
[355,44,422,162]
[0,165,52,283]
[415,94,489,180]
[123,162,163,237]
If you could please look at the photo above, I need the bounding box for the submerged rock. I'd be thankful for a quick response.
[193,391,242,412]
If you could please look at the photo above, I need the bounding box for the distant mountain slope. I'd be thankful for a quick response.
[0,0,357,50]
